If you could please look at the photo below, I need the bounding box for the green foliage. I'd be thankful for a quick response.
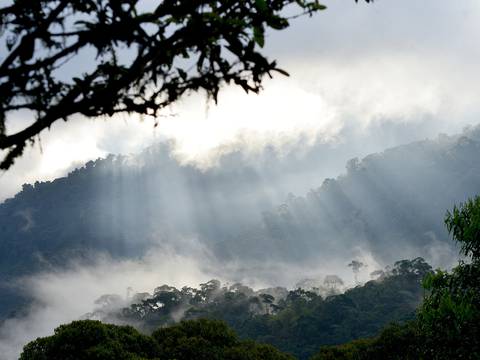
[242,259,428,359]
[313,197,480,360]
[2,127,480,321]
[152,319,238,359]
[311,322,421,360]
[20,320,159,360]
[445,196,480,261]
[415,197,480,359]
[20,319,293,360]
[152,319,294,360]
[87,258,428,359]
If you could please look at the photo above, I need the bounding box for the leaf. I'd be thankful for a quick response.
[268,16,289,30]
[310,3,327,11]
[255,0,268,13]
[253,26,264,47]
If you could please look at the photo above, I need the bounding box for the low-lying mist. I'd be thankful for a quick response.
[2,124,480,359]
[0,239,382,360]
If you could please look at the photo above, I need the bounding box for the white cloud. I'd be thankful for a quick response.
[0,238,381,360]
[1,2,478,357]
[1,1,480,201]
[0,244,216,360]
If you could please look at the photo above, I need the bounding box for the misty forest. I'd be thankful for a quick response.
[1,1,480,360]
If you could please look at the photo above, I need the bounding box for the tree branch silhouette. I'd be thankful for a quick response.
[0,0,369,169]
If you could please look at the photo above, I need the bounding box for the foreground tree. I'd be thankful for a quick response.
[0,0,369,169]
[417,197,480,358]
[20,319,294,360]
[152,319,294,360]
[20,320,160,360]
[313,196,480,360]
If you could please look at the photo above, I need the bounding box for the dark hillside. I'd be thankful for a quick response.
[1,127,480,319]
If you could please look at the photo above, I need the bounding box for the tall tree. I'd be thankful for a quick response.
[417,196,480,358]
[348,260,366,283]
[313,198,480,360]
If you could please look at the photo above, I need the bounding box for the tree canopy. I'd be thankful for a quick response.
[19,257,428,360]
[313,196,480,360]
[81,258,428,359]
[20,319,294,360]
[0,0,369,169]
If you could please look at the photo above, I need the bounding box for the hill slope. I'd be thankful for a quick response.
[1,126,480,318]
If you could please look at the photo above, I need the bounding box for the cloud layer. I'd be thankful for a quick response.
[2,1,480,201]
[0,240,379,360]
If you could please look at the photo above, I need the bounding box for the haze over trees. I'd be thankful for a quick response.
[347,260,366,284]
[18,257,430,360]
[314,196,480,359]
[19,197,480,359]
[2,1,480,359]
[82,257,430,359]
[1,126,480,321]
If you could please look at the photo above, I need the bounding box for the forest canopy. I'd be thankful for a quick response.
[19,197,480,359]
[20,319,295,360]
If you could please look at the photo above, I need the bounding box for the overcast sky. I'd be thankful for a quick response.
[1,0,480,201]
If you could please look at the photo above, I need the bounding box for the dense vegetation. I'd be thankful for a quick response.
[21,197,480,360]
[19,257,430,360]
[2,127,480,320]
[19,196,480,359]
[85,258,430,359]
[20,319,294,360]
[314,197,480,359]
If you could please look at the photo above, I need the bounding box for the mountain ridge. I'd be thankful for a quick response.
[1,126,479,319]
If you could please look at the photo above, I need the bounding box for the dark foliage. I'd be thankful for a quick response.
[0,0,374,168]
[17,197,480,359]
[152,319,294,360]
[313,196,480,360]
[1,127,479,320]
[20,320,160,360]
[232,259,430,359]
[311,322,421,360]
[20,319,294,360]
[416,196,480,359]
[85,258,430,359]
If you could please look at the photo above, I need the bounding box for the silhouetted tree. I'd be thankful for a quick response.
[348,260,366,284]
[0,0,369,169]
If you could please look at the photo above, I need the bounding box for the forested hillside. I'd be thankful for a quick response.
[83,258,431,359]
[3,1,479,359]
[18,197,480,359]
[232,129,480,264]
[1,126,480,319]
